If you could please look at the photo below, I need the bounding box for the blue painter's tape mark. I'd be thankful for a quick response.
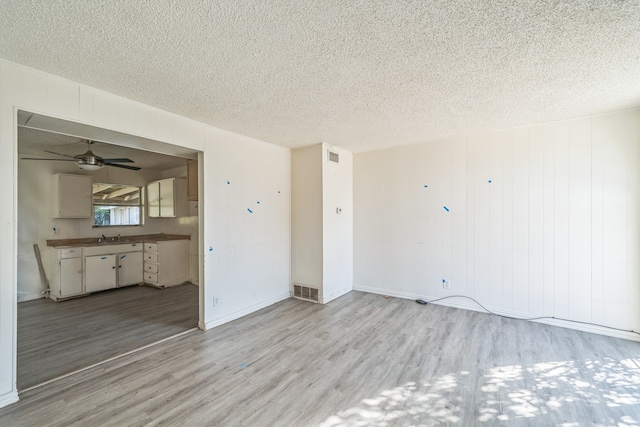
[424,184,428,188]
[209,246,213,252]
[120,255,126,259]
[442,279,446,283]
[278,190,281,194]
[240,363,247,368]
[257,201,260,204]
[247,208,253,213]
[488,180,492,184]
[226,181,230,185]
[101,256,107,260]
[443,206,450,212]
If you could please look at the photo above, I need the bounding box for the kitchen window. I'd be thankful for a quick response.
[93,183,142,227]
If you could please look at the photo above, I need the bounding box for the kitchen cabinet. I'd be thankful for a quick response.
[85,255,117,293]
[60,258,83,297]
[117,251,143,286]
[187,159,198,201]
[46,237,186,300]
[147,178,188,218]
[50,247,84,300]
[143,240,190,288]
[84,243,143,293]
[52,173,93,218]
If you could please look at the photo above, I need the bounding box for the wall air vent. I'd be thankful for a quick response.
[328,150,339,164]
[293,284,320,303]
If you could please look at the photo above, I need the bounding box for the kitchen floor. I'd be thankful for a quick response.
[17,283,198,390]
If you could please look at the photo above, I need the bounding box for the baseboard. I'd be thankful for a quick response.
[202,292,291,331]
[354,285,640,342]
[322,288,352,304]
[0,390,19,409]
[17,292,44,302]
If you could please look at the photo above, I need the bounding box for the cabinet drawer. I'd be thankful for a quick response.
[144,253,158,263]
[144,272,158,283]
[144,263,158,274]
[144,243,158,252]
[60,248,82,259]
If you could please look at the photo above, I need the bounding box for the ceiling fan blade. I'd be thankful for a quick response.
[103,158,135,163]
[44,150,76,158]
[21,157,76,161]
[105,162,141,171]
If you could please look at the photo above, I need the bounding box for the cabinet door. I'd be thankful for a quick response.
[56,174,93,218]
[85,255,117,292]
[60,257,83,297]
[147,181,160,217]
[187,160,198,201]
[117,251,143,287]
[159,179,175,217]
[157,240,190,287]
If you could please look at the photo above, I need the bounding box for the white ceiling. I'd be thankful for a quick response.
[18,127,188,171]
[1,1,639,153]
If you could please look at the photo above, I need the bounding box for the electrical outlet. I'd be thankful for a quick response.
[213,297,219,307]
[442,279,450,290]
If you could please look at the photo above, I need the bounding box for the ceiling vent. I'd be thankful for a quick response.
[327,150,339,164]
[293,284,319,303]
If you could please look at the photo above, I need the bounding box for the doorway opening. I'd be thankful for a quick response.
[16,112,203,390]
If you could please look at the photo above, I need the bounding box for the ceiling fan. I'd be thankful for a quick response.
[21,140,141,171]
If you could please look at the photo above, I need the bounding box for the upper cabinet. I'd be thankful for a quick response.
[147,177,188,218]
[53,173,93,218]
[187,159,198,201]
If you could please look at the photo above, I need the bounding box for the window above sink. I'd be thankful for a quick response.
[93,183,142,227]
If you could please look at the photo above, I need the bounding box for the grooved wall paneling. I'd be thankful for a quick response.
[354,109,640,335]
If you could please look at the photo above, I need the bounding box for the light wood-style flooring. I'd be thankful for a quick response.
[3,291,639,426]
[17,284,199,390]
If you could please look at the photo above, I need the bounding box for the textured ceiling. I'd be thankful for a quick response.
[1,1,639,153]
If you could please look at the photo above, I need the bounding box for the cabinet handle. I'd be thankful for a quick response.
[112,266,116,269]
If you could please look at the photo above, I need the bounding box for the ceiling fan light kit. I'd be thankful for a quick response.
[75,147,105,170]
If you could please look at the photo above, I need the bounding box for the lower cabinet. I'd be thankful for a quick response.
[143,240,190,288]
[59,257,83,298]
[85,255,117,293]
[117,251,144,287]
[50,247,84,300]
[50,239,186,300]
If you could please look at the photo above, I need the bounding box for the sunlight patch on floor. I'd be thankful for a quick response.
[319,357,640,426]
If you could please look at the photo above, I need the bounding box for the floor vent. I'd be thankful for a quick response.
[327,150,339,163]
[293,284,319,302]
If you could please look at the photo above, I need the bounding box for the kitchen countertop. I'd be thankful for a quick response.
[46,233,191,248]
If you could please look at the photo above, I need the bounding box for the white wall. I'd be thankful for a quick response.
[291,144,354,303]
[0,58,291,407]
[322,144,353,303]
[202,129,290,328]
[354,109,640,341]
[291,145,323,291]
